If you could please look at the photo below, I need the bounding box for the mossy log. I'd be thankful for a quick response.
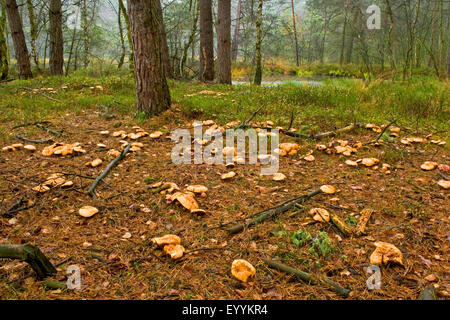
[0,244,57,279]
[264,259,351,298]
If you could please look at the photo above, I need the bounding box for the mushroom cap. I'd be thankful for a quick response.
[437,180,450,190]
[369,241,403,266]
[361,158,380,167]
[304,155,315,162]
[345,160,359,167]
[221,171,236,180]
[420,161,438,171]
[24,145,37,151]
[320,185,336,194]
[163,244,185,259]
[231,259,256,283]
[186,185,208,194]
[171,192,199,211]
[272,173,286,181]
[310,208,330,222]
[152,234,181,246]
[79,206,99,218]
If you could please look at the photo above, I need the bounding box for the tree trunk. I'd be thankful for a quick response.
[82,0,89,68]
[181,0,199,78]
[118,0,133,70]
[447,40,450,78]
[339,0,350,65]
[253,0,263,85]
[199,0,214,81]
[5,0,32,79]
[231,0,241,62]
[118,1,125,69]
[217,0,231,84]
[26,0,39,70]
[155,0,172,79]
[0,0,8,80]
[291,0,299,66]
[49,0,63,75]
[128,0,171,116]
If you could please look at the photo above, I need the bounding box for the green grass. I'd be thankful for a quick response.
[0,69,448,143]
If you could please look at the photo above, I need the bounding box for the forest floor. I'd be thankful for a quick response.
[0,73,449,300]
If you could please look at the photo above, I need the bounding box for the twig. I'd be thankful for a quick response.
[15,134,53,144]
[19,86,63,103]
[264,259,351,298]
[87,144,132,198]
[2,198,35,218]
[226,189,323,234]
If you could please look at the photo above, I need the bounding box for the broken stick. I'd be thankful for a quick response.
[355,208,374,236]
[0,244,57,279]
[226,189,323,234]
[87,144,132,198]
[264,259,351,298]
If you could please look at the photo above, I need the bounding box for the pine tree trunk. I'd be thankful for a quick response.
[291,0,299,66]
[181,1,199,78]
[118,2,125,69]
[26,0,39,70]
[231,0,241,62]
[199,0,214,81]
[49,0,63,75]
[118,0,133,70]
[217,0,231,84]
[253,0,263,85]
[0,0,8,80]
[155,0,172,79]
[128,0,171,116]
[5,0,32,79]
[82,0,89,68]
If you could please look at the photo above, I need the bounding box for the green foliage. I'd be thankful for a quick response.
[309,232,334,259]
[290,230,312,247]
[345,215,357,226]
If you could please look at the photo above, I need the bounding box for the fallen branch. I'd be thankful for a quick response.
[364,120,397,146]
[2,198,35,218]
[13,121,52,130]
[87,144,132,198]
[264,259,351,298]
[0,244,57,279]
[355,208,374,236]
[226,189,323,234]
[15,134,53,144]
[330,214,352,237]
[19,86,64,103]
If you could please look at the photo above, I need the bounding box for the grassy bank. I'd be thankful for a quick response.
[0,69,448,142]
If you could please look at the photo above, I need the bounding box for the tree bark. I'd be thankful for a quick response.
[253,0,263,85]
[0,244,56,279]
[26,0,39,70]
[217,0,231,84]
[118,0,133,70]
[231,0,241,62]
[82,0,89,68]
[5,0,32,79]
[199,0,214,81]
[49,0,63,75]
[181,0,199,78]
[155,0,172,79]
[0,0,8,80]
[128,0,171,116]
[291,0,299,66]
[117,1,125,69]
